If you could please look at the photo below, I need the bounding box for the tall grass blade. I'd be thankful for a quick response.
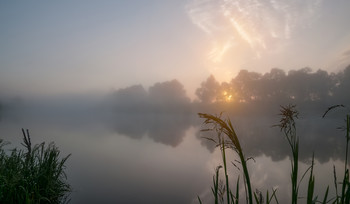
[307,154,315,204]
[333,165,339,203]
[340,170,349,204]
[197,196,203,204]
[268,188,278,204]
[322,186,329,204]
[235,176,240,204]
[212,165,222,204]
[253,192,260,204]
[222,139,231,204]
[253,190,263,204]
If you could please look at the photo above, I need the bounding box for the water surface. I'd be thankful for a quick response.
[0,100,347,203]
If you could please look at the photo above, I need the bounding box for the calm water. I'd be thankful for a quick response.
[0,99,347,203]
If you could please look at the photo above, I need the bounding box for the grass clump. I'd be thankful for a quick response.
[323,105,350,204]
[197,104,350,204]
[0,129,71,204]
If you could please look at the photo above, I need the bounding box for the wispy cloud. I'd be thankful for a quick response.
[207,37,235,62]
[186,0,323,62]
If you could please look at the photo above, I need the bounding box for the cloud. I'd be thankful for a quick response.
[186,0,323,61]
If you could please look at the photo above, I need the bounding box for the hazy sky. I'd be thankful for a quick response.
[1,0,350,98]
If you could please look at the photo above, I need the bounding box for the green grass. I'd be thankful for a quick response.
[198,105,350,204]
[0,129,71,204]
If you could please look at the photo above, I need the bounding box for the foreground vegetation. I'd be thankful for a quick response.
[0,129,71,203]
[198,105,350,204]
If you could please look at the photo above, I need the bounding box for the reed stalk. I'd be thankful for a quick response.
[199,113,253,204]
[197,105,350,204]
[274,105,299,204]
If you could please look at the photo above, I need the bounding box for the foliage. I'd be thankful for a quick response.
[0,129,71,204]
[195,67,350,105]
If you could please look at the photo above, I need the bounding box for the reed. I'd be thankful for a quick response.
[198,113,253,204]
[275,105,300,204]
[323,105,350,204]
[333,114,350,204]
[197,104,350,204]
[0,129,71,203]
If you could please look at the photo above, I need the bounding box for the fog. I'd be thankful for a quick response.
[1,66,350,158]
[1,66,350,203]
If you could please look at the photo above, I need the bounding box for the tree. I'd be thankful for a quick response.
[149,79,191,112]
[195,75,220,104]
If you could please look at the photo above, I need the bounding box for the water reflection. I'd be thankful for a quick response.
[199,116,346,163]
[111,113,194,147]
[1,98,349,203]
[105,106,349,165]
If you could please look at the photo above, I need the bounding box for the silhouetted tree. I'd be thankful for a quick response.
[231,70,262,102]
[334,65,350,103]
[195,75,220,104]
[149,79,191,112]
[112,85,148,112]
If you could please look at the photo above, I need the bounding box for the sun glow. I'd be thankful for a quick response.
[229,18,253,47]
[208,38,234,63]
[223,91,233,102]
[186,0,323,63]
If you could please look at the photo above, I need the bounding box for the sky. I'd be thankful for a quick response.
[1,0,350,99]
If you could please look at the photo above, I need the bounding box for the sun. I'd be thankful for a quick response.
[223,91,233,102]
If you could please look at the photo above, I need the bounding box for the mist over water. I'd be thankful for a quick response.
[1,67,350,203]
[2,1,350,202]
